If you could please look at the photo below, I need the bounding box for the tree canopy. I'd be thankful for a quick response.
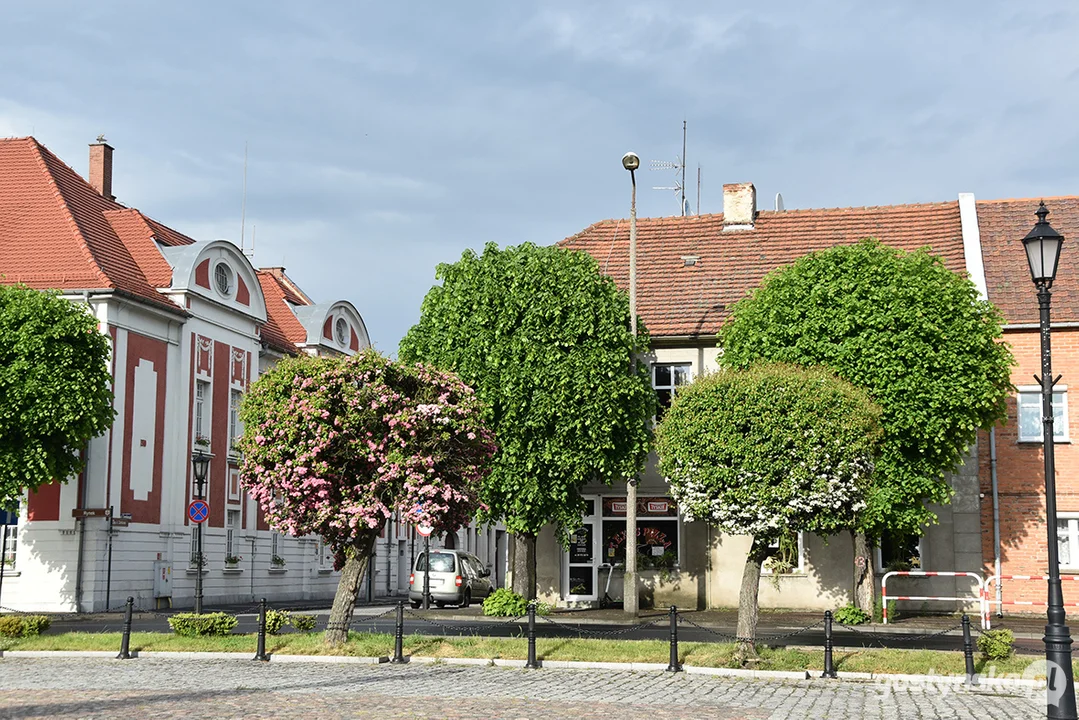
[654,363,882,658]
[399,242,654,594]
[238,350,495,643]
[718,240,1013,538]
[0,285,114,507]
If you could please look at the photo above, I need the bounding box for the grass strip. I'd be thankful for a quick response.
[0,631,1048,678]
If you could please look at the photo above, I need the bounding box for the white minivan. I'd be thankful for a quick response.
[409,550,493,608]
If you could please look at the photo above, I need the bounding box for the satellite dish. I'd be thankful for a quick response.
[775,193,784,212]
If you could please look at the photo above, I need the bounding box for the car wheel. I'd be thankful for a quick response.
[461,591,471,609]
[410,600,421,609]
[435,601,445,608]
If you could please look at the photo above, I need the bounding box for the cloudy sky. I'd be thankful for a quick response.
[3,2,1078,352]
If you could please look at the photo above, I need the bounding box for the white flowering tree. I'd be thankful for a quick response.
[654,364,882,662]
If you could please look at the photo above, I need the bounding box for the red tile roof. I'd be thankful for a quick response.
[976,197,1079,325]
[560,203,966,338]
[0,137,186,315]
[256,269,310,355]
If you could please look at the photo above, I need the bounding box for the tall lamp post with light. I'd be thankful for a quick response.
[191,450,212,615]
[1022,201,1077,719]
[622,151,640,617]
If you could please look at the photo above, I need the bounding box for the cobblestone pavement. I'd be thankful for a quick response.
[0,657,1046,719]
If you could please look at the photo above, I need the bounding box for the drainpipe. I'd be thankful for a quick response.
[990,428,1002,614]
[73,291,93,612]
[386,515,393,595]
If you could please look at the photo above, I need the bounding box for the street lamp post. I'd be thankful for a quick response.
[191,450,212,615]
[1022,201,1077,719]
[622,151,640,617]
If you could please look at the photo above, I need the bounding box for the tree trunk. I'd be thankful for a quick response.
[852,530,875,617]
[324,534,376,646]
[511,532,537,600]
[735,536,771,665]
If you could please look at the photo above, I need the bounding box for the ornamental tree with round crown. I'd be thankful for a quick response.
[399,242,654,599]
[717,239,1013,614]
[654,363,882,662]
[0,284,114,509]
[237,350,496,645]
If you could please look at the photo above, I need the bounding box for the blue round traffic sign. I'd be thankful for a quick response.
[187,500,209,524]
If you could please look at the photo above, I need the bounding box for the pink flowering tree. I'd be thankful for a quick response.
[237,349,496,645]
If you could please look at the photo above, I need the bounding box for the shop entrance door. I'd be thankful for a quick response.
[563,497,599,601]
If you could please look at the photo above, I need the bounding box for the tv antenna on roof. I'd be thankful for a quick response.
[650,120,694,216]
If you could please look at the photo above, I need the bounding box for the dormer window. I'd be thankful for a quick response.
[335,317,348,346]
[214,263,234,296]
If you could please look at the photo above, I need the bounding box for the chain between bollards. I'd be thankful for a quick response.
[391,600,405,663]
[821,610,837,679]
[666,605,682,672]
[961,614,978,686]
[524,600,539,669]
[116,596,134,660]
[253,598,269,662]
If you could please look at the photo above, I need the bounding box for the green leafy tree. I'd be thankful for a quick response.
[400,242,654,598]
[654,364,882,662]
[718,240,1013,613]
[0,285,114,507]
[237,350,496,645]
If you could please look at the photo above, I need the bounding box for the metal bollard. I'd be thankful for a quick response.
[116,597,134,660]
[821,610,837,679]
[666,605,682,672]
[524,601,539,669]
[253,598,269,662]
[391,600,405,663]
[962,614,978,686]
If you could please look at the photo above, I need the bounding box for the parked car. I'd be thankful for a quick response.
[409,550,493,608]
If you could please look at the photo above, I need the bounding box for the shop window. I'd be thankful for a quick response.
[1017,386,1069,442]
[601,496,679,569]
[876,532,922,573]
[653,363,692,420]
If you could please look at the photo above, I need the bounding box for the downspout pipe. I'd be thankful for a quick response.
[74,290,93,612]
[991,427,1002,615]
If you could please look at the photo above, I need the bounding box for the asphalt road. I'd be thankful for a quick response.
[42,609,1027,653]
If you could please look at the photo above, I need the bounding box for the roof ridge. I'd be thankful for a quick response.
[977,195,1079,205]
[27,138,114,289]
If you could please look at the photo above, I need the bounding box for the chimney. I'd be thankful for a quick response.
[88,138,115,201]
[722,182,756,230]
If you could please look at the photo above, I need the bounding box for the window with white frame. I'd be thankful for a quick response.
[189,529,201,569]
[226,510,241,562]
[875,531,923,573]
[652,363,692,420]
[1,520,16,571]
[1018,385,1069,442]
[229,389,242,453]
[317,537,333,569]
[271,532,283,567]
[1058,515,1079,570]
[763,530,804,574]
[194,380,211,446]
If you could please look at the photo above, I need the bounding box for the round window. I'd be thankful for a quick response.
[214,263,234,296]
[335,317,349,345]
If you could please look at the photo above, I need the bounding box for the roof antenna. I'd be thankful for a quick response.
[696,166,701,215]
[240,141,248,253]
[247,225,256,260]
[650,120,692,216]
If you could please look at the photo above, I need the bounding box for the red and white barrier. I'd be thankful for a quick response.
[881,571,987,629]
[982,574,1079,629]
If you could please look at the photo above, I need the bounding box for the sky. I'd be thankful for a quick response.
[3,2,1079,353]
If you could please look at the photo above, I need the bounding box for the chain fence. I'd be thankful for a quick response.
[675,613,824,645]
[835,620,966,648]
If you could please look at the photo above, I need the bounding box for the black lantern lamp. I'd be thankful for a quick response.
[1024,201,1065,288]
[1023,202,1077,719]
[191,450,212,500]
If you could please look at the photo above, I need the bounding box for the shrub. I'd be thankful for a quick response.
[264,609,291,635]
[833,604,870,626]
[873,598,897,624]
[0,614,51,638]
[291,614,317,632]
[168,612,238,637]
[483,588,528,617]
[977,628,1015,660]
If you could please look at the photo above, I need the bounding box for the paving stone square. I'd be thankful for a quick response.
[0,657,1048,719]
